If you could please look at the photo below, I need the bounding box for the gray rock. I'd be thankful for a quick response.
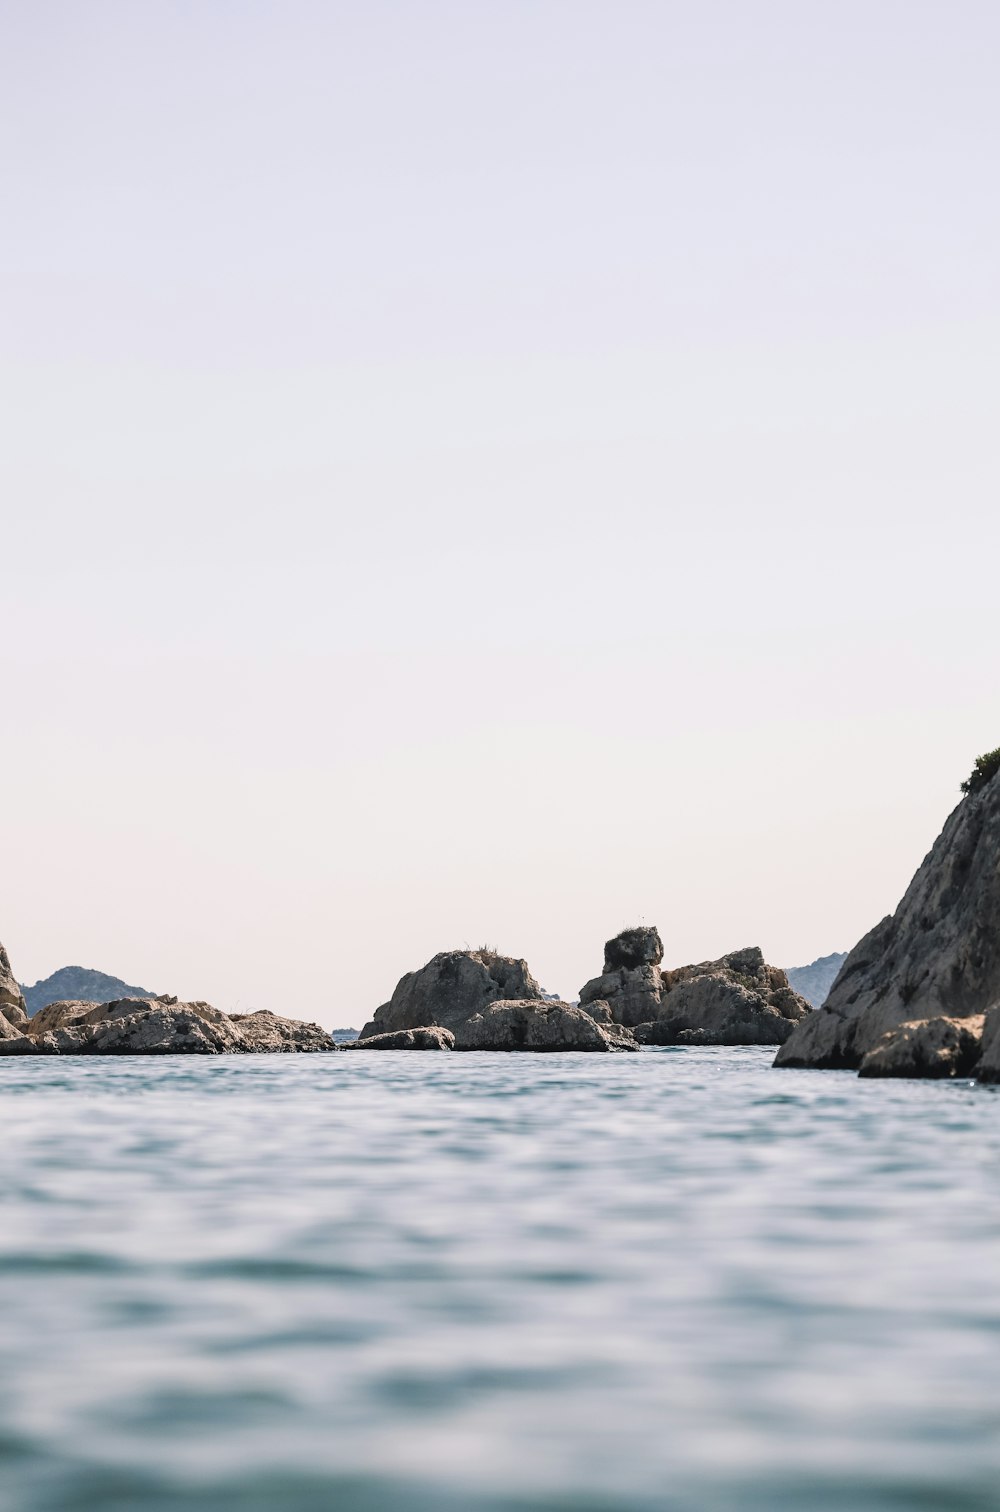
[227,1009,332,1052]
[75,1006,246,1055]
[581,933,810,1044]
[453,999,638,1052]
[857,1015,985,1079]
[975,1007,1000,1084]
[776,766,1000,1072]
[579,926,664,1027]
[580,963,663,1027]
[603,926,664,970]
[343,1026,455,1050]
[27,997,163,1036]
[360,949,542,1037]
[0,941,28,1028]
[11,994,333,1056]
[0,1032,59,1055]
[652,951,810,1046]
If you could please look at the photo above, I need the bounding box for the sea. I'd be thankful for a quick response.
[1,1048,998,1512]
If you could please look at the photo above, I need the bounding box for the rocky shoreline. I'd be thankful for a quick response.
[774,754,1000,1083]
[0,929,810,1058]
[6,754,1000,1077]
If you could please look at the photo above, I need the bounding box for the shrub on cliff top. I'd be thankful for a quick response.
[961,748,1000,796]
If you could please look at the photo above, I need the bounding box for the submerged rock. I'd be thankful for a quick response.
[344,1026,455,1051]
[776,758,1000,1074]
[360,949,542,1038]
[453,999,638,1052]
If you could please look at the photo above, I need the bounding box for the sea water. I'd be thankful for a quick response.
[1,1049,998,1512]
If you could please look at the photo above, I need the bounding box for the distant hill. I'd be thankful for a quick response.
[22,966,156,1017]
[784,953,848,1009]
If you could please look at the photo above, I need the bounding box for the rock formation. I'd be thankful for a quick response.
[453,1000,638,1052]
[344,1026,456,1051]
[775,759,1000,1077]
[856,1016,984,1080]
[359,949,543,1038]
[580,929,810,1045]
[0,987,333,1056]
[21,965,155,1017]
[0,942,28,1029]
[579,927,664,1026]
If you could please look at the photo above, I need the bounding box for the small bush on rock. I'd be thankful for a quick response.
[961,749,1000,796]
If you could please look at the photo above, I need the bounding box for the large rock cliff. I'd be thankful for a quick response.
[776,758,1000,1074]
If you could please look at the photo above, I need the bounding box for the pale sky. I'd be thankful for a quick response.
[2,2,998,1025]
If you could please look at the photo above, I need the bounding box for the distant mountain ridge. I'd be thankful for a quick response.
[784,953,848,1009]
[22,966,156,1017]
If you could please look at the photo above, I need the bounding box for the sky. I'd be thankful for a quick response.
[2,1,998,1024]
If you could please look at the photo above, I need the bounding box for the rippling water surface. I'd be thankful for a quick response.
[1,1049,999,1512]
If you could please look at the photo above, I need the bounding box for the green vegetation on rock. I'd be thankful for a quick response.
[961,749,1000,796]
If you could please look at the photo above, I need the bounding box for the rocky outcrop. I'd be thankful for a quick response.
[343,1026,455,1051]
[581,930,810,1045]
[975,1008,1000,1084]
[648,948,809,1046]
[227,1009,332,1052]
[784,952,848,1009]
[776,763,1000,1074]
[0,992,334,1055]
[857,1016,984,1079]
[360,950,543,1038]
[0,942,28,1028]
[21,965,155,1017]
[453,999,638,1052]
[579,927,664,1027]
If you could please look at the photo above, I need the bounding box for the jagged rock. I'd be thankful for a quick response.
[5,993,333,1056]
[0,942,28,1028]
[975,1007,1000,1084]
[604,927,664,970]
[776,765,1000,1072]
[581,932,810,1044]
[652,949,810,1046]
[227,1010,332,1052]
[360,949,542,1037]
[343,1026,455,1051]
[73,1006,245,1054]
[453,999,639,1052]
[28,997,162,1036]
[578,998,615,1024]
[579,927,664,1027]
[0,1032,59,1055]
[857,1016,984,1079]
